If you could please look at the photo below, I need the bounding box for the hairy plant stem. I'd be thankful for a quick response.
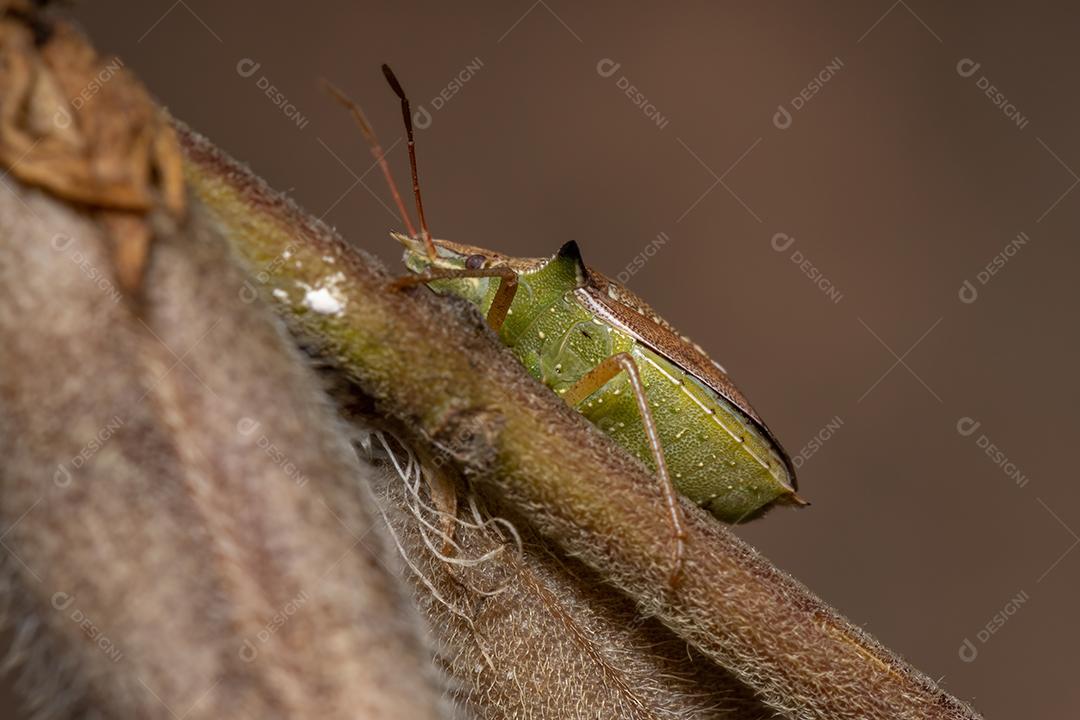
[180,124,983,720]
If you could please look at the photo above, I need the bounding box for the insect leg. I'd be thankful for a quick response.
[391,267,519,332]
[561,352,687,587]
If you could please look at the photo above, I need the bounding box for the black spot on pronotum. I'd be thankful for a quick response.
[556,239,587,281]
[557,239,584,264]
[465,254,486,270]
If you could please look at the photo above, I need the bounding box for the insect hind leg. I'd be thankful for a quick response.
[561,351,687,587]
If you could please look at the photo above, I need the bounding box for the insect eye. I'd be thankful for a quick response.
[465,254,486,269]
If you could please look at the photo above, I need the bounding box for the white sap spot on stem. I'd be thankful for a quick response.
[303,288,344,315]
[298,271,348,316]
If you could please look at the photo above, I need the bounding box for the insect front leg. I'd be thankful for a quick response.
[391,267,519,331]
[561,352,688,587]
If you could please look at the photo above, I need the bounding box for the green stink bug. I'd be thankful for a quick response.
[328,66,804,579]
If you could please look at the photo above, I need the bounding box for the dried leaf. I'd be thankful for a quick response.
[0,6,185,295]
[0,7,183,213]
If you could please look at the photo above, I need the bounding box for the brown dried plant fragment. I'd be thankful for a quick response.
[0,4,185,292]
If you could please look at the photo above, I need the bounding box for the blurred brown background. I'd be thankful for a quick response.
[5,2,1077,717]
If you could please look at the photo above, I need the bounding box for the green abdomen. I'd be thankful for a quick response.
[503,288,790,523]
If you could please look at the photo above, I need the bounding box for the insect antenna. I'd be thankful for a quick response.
[381,64,436,260]
[321,79,418,239]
